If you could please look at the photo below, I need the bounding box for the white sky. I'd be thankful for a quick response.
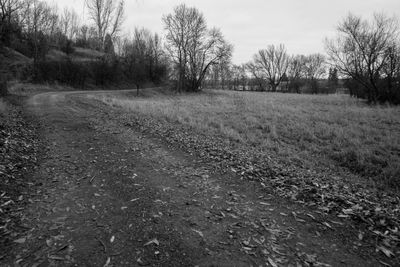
[52,0,400,64]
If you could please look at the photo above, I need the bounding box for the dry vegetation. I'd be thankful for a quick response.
[94,89,400,190]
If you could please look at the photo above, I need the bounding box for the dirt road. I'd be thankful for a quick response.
[1,90,386,266]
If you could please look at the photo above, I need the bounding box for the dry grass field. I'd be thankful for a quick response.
[94,89,400,190]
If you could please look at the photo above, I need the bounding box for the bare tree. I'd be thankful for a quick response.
[252,44,289,91]
[303,53,326,93]
[121,27,167,93]
[219,59,232,90]
[287,55,306,93]
[163,4,232,92]
[86,0,124,50]
[325,13,400,103]
[205,59,232,89]
[381,45,400,97]
[60,7,79,40]
[0,0,21,20]
[0,0,23,44]
[21,0,57,35]
[163,4,202,92]
[246,61,266,91]
[18,0,57,61]
[187,28,232,91]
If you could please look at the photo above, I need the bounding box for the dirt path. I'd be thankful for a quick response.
[2,90,386,266]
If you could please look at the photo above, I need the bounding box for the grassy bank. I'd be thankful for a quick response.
[93,89,400,190]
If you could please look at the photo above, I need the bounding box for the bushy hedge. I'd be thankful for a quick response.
[345,78,400,104]
[33,60,89,88]
[33,57,167,89]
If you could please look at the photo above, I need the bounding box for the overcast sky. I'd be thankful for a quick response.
[53,0,400,64]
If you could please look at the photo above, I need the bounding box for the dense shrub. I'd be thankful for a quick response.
[32,56,168,89]
[345,78,400,104]
[33,60,89,88]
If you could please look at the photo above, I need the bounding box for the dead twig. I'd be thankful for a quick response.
[96,237,107,253]
[110,251,123,257]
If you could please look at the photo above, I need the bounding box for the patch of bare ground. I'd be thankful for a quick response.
[91,89,400,264]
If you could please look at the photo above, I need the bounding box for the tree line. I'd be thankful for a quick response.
[0,0,168,89]
[205,13,400,104]
[1,1,399,103]
[205,48,334,94]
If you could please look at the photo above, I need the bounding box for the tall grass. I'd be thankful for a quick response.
[94,90,400,189]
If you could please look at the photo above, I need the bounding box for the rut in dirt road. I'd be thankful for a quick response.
[2,91,382,266]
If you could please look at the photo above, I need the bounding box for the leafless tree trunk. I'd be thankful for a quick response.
[246,62,266,91]
[60,7,79,40]
[287,55,305,93]
[304,54,326,93]
[325,13,400,103]
[163,4,232,92]
[86,0,124,50]
[252,44,289,92]
[0,0,23,45]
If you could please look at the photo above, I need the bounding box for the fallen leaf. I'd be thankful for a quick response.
[267,257,278,267]
[103,257,111,267]
[46,239,54,247]
[48,255,65,261]
[144,238,159,246]
[322,222,332,229]
[192,229,204,238]
[14,237,26,244]
[377,246,394,258]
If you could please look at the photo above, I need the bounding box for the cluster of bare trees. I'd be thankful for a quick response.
[204,13,399,102]
[0,0,125,56]
[205,45,328,93]
[163,4,233,92]
[119,28,167,91]
[205,13,399,102]
[250,44,290,92]
[86,0,124,50]
[326,13,400,103]
[0,0,169,88]
[247,49,327,93]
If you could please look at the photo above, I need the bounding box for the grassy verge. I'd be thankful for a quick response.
[93,89,400,190]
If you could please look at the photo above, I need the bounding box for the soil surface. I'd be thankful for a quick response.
[1,90,394,266]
